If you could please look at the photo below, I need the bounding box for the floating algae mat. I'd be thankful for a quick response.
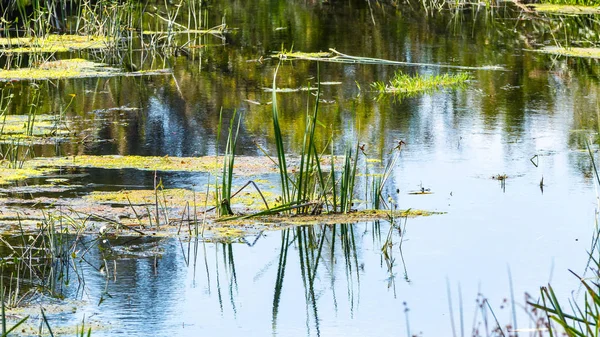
[528,4,600,14]
[537,46,600,59]
[86,187,274,210]
[30,155,279,174]
[0,59,172,81]
[0,34,110,53]
[0,167,54,185]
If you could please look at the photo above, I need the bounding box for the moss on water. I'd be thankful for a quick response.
[538,46,600,59]
[0,34,111,53]
[29,155,279,174]
[86,188,202,206]
[220,209,444,226]
[0,59,117,81]
[0,167,54,185]
[86,187,275,211]
[0,59,172,81]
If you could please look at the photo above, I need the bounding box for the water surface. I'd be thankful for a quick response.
[1,0,600,335]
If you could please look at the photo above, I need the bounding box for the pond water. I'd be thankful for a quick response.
[1,0,600,336]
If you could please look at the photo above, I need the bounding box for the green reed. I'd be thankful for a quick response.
[372,71,470,96]
[339,145,359,213]
[270,63,361,215]
[271,63,292,206]
[218,109,242,217]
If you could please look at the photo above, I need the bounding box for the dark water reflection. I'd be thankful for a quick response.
[0,0,599,335]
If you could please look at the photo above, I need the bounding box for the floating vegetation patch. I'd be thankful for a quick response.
[87,188,202,206]
[372,71,470,96]
[529,3,600,14]
[142,26,226,36]
[491,174,508,180]
[0,35,111,53]
[274,48,504,70]
[276,50,333,59]
[29,155,279,175]
[0,167,55,185]
[87,188,275,212]
[0,59,172,81]
[537,46,600,59]
[220,209,444,226]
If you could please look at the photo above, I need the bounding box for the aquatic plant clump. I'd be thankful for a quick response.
[372,71,470,95]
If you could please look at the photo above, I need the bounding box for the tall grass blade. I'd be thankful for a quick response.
[272,62,291,205]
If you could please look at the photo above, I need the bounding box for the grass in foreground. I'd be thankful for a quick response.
[528,141,600,336]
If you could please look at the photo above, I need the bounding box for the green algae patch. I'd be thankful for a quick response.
[86,188,204,206]
[86,187,275,211]
[30,155,280,174]
[0,59,117,81]
[0,166,54,185]
[528,3,600,14]
[220,209,444,226]
[142,28,226,35]
[0,34,111,53]
[537,46,600,59]
[0,59,172,81]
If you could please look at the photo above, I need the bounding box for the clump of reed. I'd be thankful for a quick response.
[372,71,470,96]
[214,65,406,221]
[244,64,404,217]
[268,63,358,216]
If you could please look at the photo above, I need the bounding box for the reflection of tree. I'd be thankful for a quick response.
[0,0,599,180]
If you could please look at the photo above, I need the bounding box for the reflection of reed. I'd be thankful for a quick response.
[270,223,367,336]
[271,229,292,333]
